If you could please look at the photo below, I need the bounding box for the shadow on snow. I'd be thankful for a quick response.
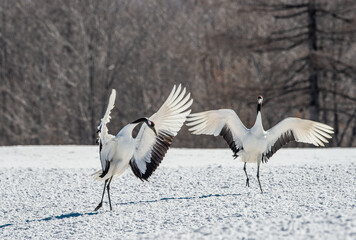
[0,212,98,229]
[0,192,241,229]
[117,192,242,205]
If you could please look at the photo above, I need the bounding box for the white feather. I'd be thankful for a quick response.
[266,118,334,150]
[98,89,116,144]
[187,109,248,143]
[132,85,193,174]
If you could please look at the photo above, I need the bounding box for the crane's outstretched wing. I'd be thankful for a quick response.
[186,109,248,158]
[129,84,193,180]
[262,118,333,162]
[97,89,116,170]
[98,89,116,142]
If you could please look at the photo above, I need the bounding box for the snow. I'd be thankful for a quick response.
[0,146,355,239]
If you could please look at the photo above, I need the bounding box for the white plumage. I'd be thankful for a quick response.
[96,89,116,170]
[187,96,333,193]
[93,85,193,211]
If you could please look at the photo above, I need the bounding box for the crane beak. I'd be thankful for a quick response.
[151,127,158,136]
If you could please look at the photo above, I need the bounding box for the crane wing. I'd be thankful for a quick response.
[263,118,333,162]
[97,89,116,170]
[98,89,116,143]
[129,85,193,180]
[186,109,248,158]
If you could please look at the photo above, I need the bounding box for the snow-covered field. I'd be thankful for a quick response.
[0,146,355,239]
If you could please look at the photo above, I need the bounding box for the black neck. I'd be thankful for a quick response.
[257,103,262,113]
[131,117,148,124]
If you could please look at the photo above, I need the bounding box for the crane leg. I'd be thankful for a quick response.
[257,164,263,194]
[94,179,108,211]
[243,163,249,187]
[107,176,113,211]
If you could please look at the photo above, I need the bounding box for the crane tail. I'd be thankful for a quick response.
[92,170,105,181]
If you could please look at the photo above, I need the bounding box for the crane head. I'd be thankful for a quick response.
[146,119,157,136]
[132,117,157,136]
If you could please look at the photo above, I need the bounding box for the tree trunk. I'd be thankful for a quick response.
[307,0,319,121]
[333,80,339,146]
[1,0,7,114]
[88,40,96,144]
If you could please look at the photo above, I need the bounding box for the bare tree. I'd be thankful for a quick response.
[244,0,356,146]
[0,0,355,147]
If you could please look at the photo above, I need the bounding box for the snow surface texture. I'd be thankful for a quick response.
[0,146,355,239]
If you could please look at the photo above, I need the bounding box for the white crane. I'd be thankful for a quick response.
[187,96,333,193]
[93,85,193,211]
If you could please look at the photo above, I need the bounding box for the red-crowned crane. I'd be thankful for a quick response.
[187,96,333,193]
[93,85,193,210]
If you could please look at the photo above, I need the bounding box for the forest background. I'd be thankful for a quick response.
[0,0,355,147]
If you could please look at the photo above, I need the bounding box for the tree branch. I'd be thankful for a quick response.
[317,9,353,23]
[275,9,308,19]
[338,108,356,145]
